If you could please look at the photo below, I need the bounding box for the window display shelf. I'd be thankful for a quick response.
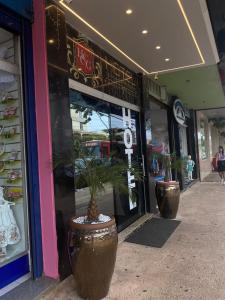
[0,59,19,75]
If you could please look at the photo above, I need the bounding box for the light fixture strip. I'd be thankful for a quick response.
[177,0,205,63]
[149,61,204,75]
[59,0,149,74]
[59,0,205,75]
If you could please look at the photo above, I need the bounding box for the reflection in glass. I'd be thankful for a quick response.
[145,100,170,181]
[70,90,114,217]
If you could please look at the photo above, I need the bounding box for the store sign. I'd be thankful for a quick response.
[0,0,33,20]
[122,107,137,210]
[75,42,94,75]
[67,24,140,104]
[173,99,186,126]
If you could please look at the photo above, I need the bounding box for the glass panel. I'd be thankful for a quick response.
[145,100,170,182]
[110,104,142,228]
[70,90,114,217]
[178,125,189,187]
[0,28,28,266]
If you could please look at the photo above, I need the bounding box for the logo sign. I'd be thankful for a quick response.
[173,99,186,126]
[122,108,137,210]
[75,42,94,75]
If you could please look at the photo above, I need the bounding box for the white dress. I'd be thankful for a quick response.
[0,201,20,248]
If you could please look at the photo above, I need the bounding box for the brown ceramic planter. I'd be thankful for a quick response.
[69,217,118,300]
[155,181,180,219]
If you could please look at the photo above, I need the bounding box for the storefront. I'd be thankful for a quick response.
[142,77,199,210]
[45,2,145,278]
[171,98,198,189]
[0,1,43,293]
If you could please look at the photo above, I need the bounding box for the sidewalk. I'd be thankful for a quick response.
[39,182,225,300]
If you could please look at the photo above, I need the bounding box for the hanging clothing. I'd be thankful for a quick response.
[0,202,20,248]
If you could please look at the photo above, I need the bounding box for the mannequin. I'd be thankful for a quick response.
[186,155,195,181]
[0,186,20,257]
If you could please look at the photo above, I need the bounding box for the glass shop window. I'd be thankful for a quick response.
[0,28,29,266]
[69,90,114,218]
[145,100,170,181]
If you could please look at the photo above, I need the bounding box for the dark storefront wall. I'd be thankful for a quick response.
[45,1,145,279]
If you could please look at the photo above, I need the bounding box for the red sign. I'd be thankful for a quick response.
[75,42,94,75]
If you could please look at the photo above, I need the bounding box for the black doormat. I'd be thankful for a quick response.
[125,217,181,248]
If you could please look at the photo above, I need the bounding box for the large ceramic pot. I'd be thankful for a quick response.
[155,181,180,219]
[69,217,118,300]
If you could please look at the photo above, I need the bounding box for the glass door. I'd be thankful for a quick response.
[70,89,145,231]
[110,104,144,231]
[0,27,29,286]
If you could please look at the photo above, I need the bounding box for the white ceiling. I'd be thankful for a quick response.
[59,0,219,74]
[159,65,225,110]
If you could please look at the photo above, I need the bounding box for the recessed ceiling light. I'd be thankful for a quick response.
[142,30,148,35]
[48,39,55,44]
[156,45,161,50]
[165,58,170,62]
[126,9,133,15]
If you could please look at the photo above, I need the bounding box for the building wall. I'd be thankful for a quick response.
[197,111,212,180]
[196,111,222,180]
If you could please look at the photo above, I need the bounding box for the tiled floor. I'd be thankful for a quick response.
[1,276,57,300]
[37,181,225,299]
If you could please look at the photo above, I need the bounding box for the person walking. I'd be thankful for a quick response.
[216,146,225,185]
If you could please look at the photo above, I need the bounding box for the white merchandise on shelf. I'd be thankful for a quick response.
[0,59,19,75]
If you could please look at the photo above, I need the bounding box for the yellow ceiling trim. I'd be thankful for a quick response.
[149,62,205,75]
[59,0,205,75]
[176,0,205,64]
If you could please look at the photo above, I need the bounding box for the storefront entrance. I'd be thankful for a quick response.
[69,83,145,231]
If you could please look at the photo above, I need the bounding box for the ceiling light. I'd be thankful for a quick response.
[142,30,148,35]
[48,39,55,44]
[155,45,161,50]
[165,58,170,62]
[126,9,133,15]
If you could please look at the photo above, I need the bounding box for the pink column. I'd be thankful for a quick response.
[32,0,58,278]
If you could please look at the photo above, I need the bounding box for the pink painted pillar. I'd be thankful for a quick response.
[32,0,58,278]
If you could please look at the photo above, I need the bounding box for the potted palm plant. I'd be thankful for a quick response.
[155,153,183,219]
[68,152,141,300]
